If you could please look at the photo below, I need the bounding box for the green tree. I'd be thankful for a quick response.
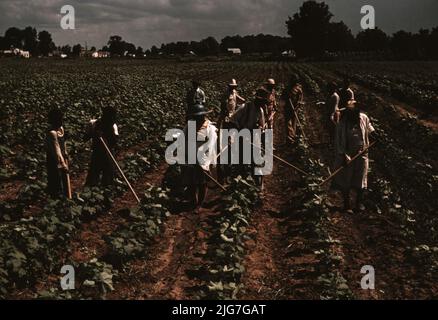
[107,35,124,56]
[4,27,23,49]
[286,1,333,57]
[37,30,55,56]
[326,21,354,52]
[198,37,220,55]
[22,26,38,55]
[61,45,72,55]
[391,30,416,58]
[356,28,389,52]
[136,46,144,57]
[72,44,82,56]
[150,45,159,56]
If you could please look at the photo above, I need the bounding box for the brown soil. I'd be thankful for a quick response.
[6,62,438,300]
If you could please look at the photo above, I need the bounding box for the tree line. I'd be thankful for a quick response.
[0,27,55,56]
[155,1,438,59]
[1,1,437,59]
[285,1,438,59]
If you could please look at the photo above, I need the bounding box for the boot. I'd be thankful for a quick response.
[343,191,353,214]
[355,189,365,212]
[255,176,264,192]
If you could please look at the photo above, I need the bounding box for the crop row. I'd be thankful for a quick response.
[313,62,438,115]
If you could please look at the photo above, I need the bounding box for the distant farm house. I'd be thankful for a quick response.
[92,51,110,58]
[0,48,30,58]
[18,50,30,58]
[227,48,242,55]
[281,50,296,58]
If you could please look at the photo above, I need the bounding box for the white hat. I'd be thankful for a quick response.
[228,79,238,87]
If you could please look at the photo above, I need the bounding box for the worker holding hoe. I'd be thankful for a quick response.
[264,78,278,130]
[217,79,245,184]
[332,96,376,213]
[230,87,269,190]
[280,75,304,145]
[182,103,218,210]
[326,81,340,144]
[46,107,70,198]
[218,78,245,128]
[84,106,119,186]
[185,80,206,118]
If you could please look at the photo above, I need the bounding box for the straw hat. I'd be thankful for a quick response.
[228,79,238,87]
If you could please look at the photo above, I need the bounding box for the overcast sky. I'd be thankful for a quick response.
[1,0,437,49]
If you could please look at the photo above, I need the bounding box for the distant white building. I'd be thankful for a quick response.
[1,50,14,56]
[227,48,242,55]
[12,48,30,58]
[0,48,29,58]
[92,51,110,58]
[281,50,296,58]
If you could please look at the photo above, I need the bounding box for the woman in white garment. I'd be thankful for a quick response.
[183,103,217,209]
[332,98,376,213]
[46,108,69,198]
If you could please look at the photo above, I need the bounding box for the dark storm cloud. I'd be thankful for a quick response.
[0,0,437,49]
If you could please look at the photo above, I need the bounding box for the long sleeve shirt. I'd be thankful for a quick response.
[85,119,119,150]
[230,102,265,131]
[221,89,245,118]
[184,120,218,171]
[334,113,375,156]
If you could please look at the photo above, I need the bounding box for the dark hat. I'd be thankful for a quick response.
[188,103,212,116]
[289,74,300,84]
[327,81,338,92]
[102,106,117,117]
[48,107,63,126]
[255,87,271,103]
[192,79,201,87]
[101,106,117,125]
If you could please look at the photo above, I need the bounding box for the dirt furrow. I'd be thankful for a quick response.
[303,89,434,299]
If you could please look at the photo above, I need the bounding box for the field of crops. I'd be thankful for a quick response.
[314,61,438,121]
[0,59,437,299]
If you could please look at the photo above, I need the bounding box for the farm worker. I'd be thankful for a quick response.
[339,77,355,109]
[335,78,355,132]
[230,87,269,189]
[182,103,217,210]
[186,80,206,116]
[326,81,340,143]
[84,106,119,186]
[332,99,375,213]
[219,79,246,127]
[217,79,245,184]
[280,75,304,145]
[264,78,277,130]
[46,108,69,198]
